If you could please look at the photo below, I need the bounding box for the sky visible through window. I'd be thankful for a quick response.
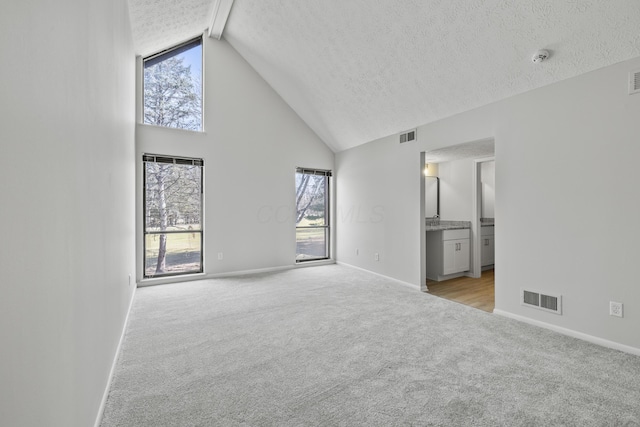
[143,40,203,131]
[181,44,202,79]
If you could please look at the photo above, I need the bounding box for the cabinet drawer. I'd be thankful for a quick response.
[442,229,469,240]
[481,226,494,236]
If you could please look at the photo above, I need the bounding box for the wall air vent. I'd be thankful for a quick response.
[630,69,640,95]
[521,289,562,315]
[399,129,417,144]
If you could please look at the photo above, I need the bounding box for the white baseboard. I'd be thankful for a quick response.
[94,287,137,427]
[493,309,640,357]
[336,261,420,290]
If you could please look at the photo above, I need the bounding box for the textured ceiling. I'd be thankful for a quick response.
[128,0,213,56]
[128,0,640,152]
[425,139,495,163]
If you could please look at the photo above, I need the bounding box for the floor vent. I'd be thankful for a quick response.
[521,289,562,315]
[630,69,640,95]
[399,129,416,143]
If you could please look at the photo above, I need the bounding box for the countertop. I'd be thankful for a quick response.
[425,220,471,231]
[481,218,495,227]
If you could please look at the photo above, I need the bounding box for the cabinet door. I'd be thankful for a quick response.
[454,239,470,272]
[443,239,470,275]
[442,240,458,275]
[481,236,495,266]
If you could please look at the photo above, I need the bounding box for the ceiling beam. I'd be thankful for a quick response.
[208,0,235,40]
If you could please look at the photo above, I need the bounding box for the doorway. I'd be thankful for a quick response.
[421,139,495,312]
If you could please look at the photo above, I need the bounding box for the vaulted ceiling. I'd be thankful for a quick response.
[128,0,640,152]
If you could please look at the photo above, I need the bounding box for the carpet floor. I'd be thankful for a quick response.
[100,265,640,426]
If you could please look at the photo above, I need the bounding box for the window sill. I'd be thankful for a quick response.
[137,122,206,135]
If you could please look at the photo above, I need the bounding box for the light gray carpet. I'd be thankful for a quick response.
[101,265,640,426]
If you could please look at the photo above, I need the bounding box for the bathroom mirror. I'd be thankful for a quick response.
[424,163,440,217]
[480,161,495,219]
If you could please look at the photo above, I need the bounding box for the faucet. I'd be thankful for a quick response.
[430,214,440,226]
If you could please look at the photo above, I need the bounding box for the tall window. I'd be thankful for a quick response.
[143,37,203,131]
[295,168,331,262]
[143,155,204,278]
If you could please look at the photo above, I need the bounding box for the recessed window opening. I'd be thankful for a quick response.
[296,168,331,262]
[143,154,204,278]
[143,37,203,131]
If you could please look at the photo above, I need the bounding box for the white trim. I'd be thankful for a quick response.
[135,56,143,124]
[471,156,495,279]
[337,261,420,290]
[208,0,235,40]
[94,287,137,427]
[419,151,427,292]
[493,309,640,357]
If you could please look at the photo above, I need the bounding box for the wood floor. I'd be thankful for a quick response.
[427,269,495,312]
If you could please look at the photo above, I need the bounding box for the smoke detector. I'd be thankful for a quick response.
[532,50,550,63]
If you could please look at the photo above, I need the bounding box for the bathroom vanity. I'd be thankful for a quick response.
[426,220,471,281]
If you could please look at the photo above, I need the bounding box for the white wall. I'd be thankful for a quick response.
[336,56,640,351]
[335,138,420,283]
[438,159,475,221]
[136,38,334,280]
[0,1,136,426]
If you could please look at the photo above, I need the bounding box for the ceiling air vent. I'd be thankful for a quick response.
[399,129,416,144]
[630,69,640,95]
[521,289,562,315]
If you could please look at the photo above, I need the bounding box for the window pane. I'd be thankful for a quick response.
[295,173,327,226]
[295,169,330,262]
[145,232,202,277]
[143,155,203,278]
[143,39,202,131]
[145,162,202,231]
[296,228,328,261]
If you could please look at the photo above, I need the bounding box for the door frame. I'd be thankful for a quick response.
[471,156,495,278]
[420,152,427,291]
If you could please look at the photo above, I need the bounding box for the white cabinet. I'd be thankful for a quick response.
[481,226,495,267]
[426,228,470,281]
[443,238,470,274]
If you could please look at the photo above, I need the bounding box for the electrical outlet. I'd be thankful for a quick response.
[610,301,623,318]
[374,253,379,261]
[355,248,359,255]
[218,252,224,261]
